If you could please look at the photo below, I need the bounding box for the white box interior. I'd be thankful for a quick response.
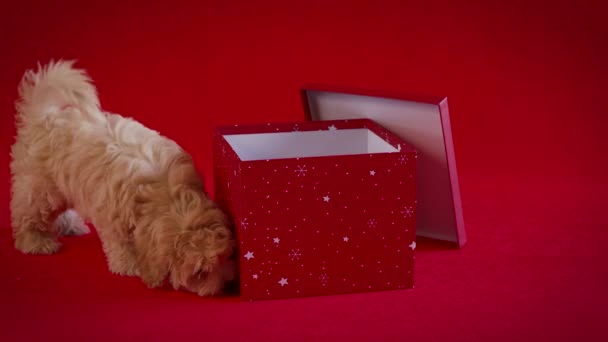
[224,128,398,161]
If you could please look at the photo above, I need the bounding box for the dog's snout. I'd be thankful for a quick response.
[194,269,209,280]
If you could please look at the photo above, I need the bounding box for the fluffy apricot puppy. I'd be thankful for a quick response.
[10,60,236,296]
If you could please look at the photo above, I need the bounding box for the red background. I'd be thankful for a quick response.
[1,0,607,341]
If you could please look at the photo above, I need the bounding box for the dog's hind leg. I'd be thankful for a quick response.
[10,175,66,254]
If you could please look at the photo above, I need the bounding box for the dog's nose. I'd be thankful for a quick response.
[194,269,209,281]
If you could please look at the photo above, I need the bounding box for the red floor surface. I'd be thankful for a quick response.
[1,1,607,341]
[1,172,607,341]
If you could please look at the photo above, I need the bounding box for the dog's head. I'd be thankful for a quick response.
[136,153,236,296]
[168,200,236,296]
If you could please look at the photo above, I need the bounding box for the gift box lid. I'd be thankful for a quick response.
[301,85,466,247]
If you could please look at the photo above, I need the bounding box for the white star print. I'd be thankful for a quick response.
[278,278,288,286]
[289,249,301,260]
[273,237,280,244]
[323,195,330,202]
[370,170,376,176]
[295,165,307,177]
[409,241,416,250]
[319,273,329,283]
[401,206,414,218]
[252,274,259,279]
[244,251,255,260]
[328,125,337,131]
[343,236,349,242]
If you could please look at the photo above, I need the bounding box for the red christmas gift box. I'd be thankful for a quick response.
[213,119,417,301]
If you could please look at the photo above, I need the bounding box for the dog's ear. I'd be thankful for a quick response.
[167,153,204,193]
[135,220,174,289]
[174,187,203,216]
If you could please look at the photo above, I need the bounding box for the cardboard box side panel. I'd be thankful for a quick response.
[439,98,467,247]
[236,155,416,301]
[301,86,447,110]
[212,131,247,297]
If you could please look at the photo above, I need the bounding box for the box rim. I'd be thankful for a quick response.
[213,118,418,162]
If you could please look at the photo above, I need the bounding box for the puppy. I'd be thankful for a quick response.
[9,60,236,296]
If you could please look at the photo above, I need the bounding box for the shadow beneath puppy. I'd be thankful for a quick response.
[415,236,461,252]
[150,280,241,301]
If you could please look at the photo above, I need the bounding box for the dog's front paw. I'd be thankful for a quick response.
[107,257,139,277]
[15,231,61,254]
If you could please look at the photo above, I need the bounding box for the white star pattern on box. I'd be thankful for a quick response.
[240,218,249,229]
[367,218,377,228]
[328,125,337,131]
[244,251,255,260]
[289,249,301,260]
[278,278,288,286]
[323,195,330,202]
[293,124,300,132]
[398,155,408,164]
[273,237,280,244]
[252,274,259,279]
[370,170,376,176]
[295,165,307,177]
[401,206,414,218]
[343,236,349,242]
[319,273,329,284]
[409,241,416,250]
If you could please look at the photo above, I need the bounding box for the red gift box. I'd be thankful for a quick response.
[213,119,417,301]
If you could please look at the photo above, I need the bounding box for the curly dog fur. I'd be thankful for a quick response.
[9,60,236,296]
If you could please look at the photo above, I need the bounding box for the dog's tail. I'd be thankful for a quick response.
[15,60,102,123]
[53,209,91,237]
